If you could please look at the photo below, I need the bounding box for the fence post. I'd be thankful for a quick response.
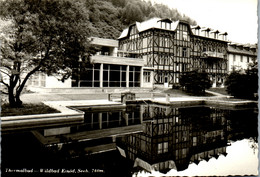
[108,93,111,101]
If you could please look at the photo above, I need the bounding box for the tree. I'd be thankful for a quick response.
[225,62,258,99]
[0,0,95,107]
[121,2,144,25]
[179,70,212,95]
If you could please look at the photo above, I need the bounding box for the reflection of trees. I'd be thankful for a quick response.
[225,109,258,142]
[249,137,258,154]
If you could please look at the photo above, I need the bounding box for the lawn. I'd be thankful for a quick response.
[163,88,214,97]
[208,87,229,95]
[1,103,60,117]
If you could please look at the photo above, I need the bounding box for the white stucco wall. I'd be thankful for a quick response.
[45,76,71,88]
[227,53,253,72]
[142,70,154,88]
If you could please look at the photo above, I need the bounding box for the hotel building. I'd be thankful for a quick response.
[26,17,256,91]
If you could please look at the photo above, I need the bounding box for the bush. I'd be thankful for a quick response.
[225,65,258,100]
[179,70,212,95]
[172,83,181,89]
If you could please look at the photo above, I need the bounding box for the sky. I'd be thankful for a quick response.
[150,0,258,44]
[137,139,258,176]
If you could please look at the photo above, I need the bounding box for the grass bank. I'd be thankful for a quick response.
[1,103,60,117]
[208,87,229,95]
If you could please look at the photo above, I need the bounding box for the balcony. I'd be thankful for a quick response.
[202,51,225,59]
[91,55,145,66]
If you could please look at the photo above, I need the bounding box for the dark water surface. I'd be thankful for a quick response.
[1,104,258,177]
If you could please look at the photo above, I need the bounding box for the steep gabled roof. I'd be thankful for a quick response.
[118,17,228,41]
[118,18,180,39]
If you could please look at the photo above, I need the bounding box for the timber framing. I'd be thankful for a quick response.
[118,18,229,87]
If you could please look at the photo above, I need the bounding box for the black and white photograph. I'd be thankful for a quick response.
[0,0,258,176]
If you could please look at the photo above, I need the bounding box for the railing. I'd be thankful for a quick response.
[202,51,225,58]
[150,93,171,102]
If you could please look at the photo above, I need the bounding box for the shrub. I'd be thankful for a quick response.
[225,64,258,100]
[179,70,212,95]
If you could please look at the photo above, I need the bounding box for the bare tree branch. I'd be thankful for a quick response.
[0,79,9,88]
[1,63,12,71]
[0,91,9,95]
[0,69,11,77]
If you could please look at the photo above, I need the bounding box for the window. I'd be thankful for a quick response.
[233,54,236,62]
[159,37,164,47]
[183,31,188,41]
[164,38,169,47]
[144,72,151,83]
[193,137,197,146]
[165,57,169,65]
[182,47,187,57]
[240,55,243,62]
[177,31,180,40]
[158,143,162,154]
[158,72,163,83]
[159,58,164,65]
[143,38,148,48]
[158,124,169,135]
[247,56,250,63]
[158,142,168,154]
[176,63,179,71]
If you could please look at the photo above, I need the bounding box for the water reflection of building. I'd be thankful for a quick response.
[2,104,257,176]
[117,105,229,173]
[73,105,142,131]
[32,105,144,157]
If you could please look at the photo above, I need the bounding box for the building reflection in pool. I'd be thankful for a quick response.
[2,104,258,176]
[116,104,257,174]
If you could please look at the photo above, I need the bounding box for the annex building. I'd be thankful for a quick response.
[227,43,257,72]
[27,17,256,91]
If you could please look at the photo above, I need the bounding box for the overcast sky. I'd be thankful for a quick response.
[150,0,258,44]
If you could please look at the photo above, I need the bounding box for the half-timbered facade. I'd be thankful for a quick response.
[118,18,228,88]
[27,18,231,91]
[117,105,229,173]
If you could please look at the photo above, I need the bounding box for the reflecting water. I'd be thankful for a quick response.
[1,104,258,176]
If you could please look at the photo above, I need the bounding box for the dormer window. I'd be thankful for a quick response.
[201,28,211,38]
[196,29,200,35]
[211,30,219,39]
[219,32,228,40]
[160,21,171,30]
[206,31,209,37]
[191,25,201,35]
[159,18,172,30]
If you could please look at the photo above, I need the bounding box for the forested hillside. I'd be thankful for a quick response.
[85,0,197,39]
